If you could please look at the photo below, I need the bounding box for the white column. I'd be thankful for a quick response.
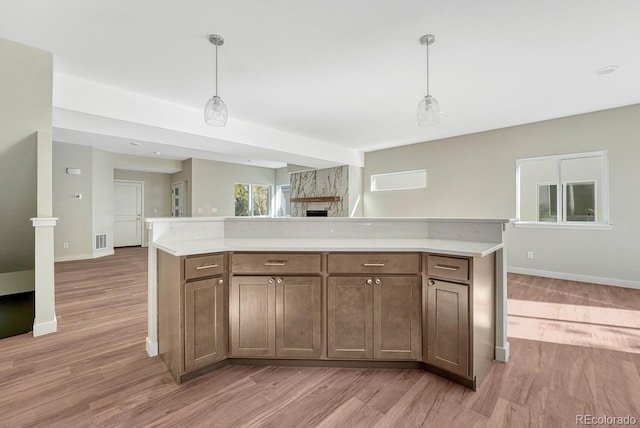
[146,221,158,356]
[31,217,58,336]
[495,227,510,362]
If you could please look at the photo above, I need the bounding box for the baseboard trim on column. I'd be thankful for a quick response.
[33,317,57,337]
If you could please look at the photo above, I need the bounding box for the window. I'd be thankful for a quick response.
[234,183,272,217]
[517,151,608,226]
[275,184,291,217]
[371,169,427,192]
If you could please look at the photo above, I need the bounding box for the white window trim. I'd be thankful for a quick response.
[515,150,610,228]
[370,169,427,192]
[236,183,274,217]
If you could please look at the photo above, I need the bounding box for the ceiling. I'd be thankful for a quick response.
[2,0,640,169]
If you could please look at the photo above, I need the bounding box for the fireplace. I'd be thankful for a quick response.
[306,210,328,217]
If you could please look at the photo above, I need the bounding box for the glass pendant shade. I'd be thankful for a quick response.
[417,95,440,126]
[204,95,228,126]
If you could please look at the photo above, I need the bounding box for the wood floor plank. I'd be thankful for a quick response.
[1,250,639,427]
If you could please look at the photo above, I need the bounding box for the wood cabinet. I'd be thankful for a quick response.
[327,275,421,360]
[424,253,495,387]
[327,252,422,361]
[426,278,469,377]
[327,276,373,359]
[230,275,322,358]
[157,248,496,389]
[184,277,226,373]
[158,251,227,383]
[229,253,322,359]
[229,276,276,357]
[374,276,421,360]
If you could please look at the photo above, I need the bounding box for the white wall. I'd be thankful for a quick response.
[190,158,276,217]
[0,38,52,274]
[364,104,640,288]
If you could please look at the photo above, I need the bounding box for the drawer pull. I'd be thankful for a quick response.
[363,263,385,267]
[264,260,287,266]
[195,264,219,270]
[434,264,460,271]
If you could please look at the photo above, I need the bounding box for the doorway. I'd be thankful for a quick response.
[114,180,144,246]
[172,181,187,217]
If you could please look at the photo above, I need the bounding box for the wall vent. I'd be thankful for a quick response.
[95,233,108,250]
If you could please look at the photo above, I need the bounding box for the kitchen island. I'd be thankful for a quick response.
[146,217,511,389]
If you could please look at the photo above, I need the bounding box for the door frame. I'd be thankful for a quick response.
[171,181,187,217]
[114,180,145,247]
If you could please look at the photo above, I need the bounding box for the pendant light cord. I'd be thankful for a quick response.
[215,43,219,97]
[426,40,430,96]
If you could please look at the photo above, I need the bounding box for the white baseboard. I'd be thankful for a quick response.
[33,317,57,336]
[508,266,640,290]
[495,343,510,363]
[146,338,158,357]
[55,249,115,263]
[93,249,115,259]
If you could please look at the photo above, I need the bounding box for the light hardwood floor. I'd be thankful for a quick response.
[0,248,638,427]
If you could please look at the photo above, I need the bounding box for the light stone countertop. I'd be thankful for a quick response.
[155,238,503,258]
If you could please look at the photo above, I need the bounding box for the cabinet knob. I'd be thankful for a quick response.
[217,279,224,285]
[428,280,435,286]
[366,278,373,285]
[374,278,381,285]
[268,278,275,284]
[276,278,283,284]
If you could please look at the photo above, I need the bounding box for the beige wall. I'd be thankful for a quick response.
[275,167,289,186]
[114,169,172,218]
[0,38,52,273]
[53,142,94,260]
[92,149,114,257]
[190,158,276,217]
[364,104,640,287]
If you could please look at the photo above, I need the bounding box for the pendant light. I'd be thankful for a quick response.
[417,34,440,126]
[204,34,228,126]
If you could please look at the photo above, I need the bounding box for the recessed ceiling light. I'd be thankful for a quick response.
[130,141,140,146]
[595,65,619,76]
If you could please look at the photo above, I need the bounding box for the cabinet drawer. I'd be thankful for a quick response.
[231,253,321,274]
[327,253,420,274]
[427,255,469,282]
[185,254,225,280]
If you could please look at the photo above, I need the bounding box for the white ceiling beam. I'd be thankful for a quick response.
[52,73,364,167]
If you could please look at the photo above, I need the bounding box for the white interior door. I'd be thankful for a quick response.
[114,181,143,247]
[172,181,186,217]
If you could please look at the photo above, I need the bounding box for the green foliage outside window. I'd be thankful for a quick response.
[235,183,270,216]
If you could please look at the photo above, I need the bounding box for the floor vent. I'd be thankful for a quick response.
[95,233,108,250]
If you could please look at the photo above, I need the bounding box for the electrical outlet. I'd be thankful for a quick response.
[211,208,217,213]
[197,207,203,214]
[527,251,534,259]
[63,242,69,249]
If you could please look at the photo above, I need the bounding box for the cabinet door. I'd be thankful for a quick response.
[275,277,322,358]
[327,276,373,359]
[373,276,421,360]
[426,279,470,377]
[230,276,276,357]
[184,277,226,373]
